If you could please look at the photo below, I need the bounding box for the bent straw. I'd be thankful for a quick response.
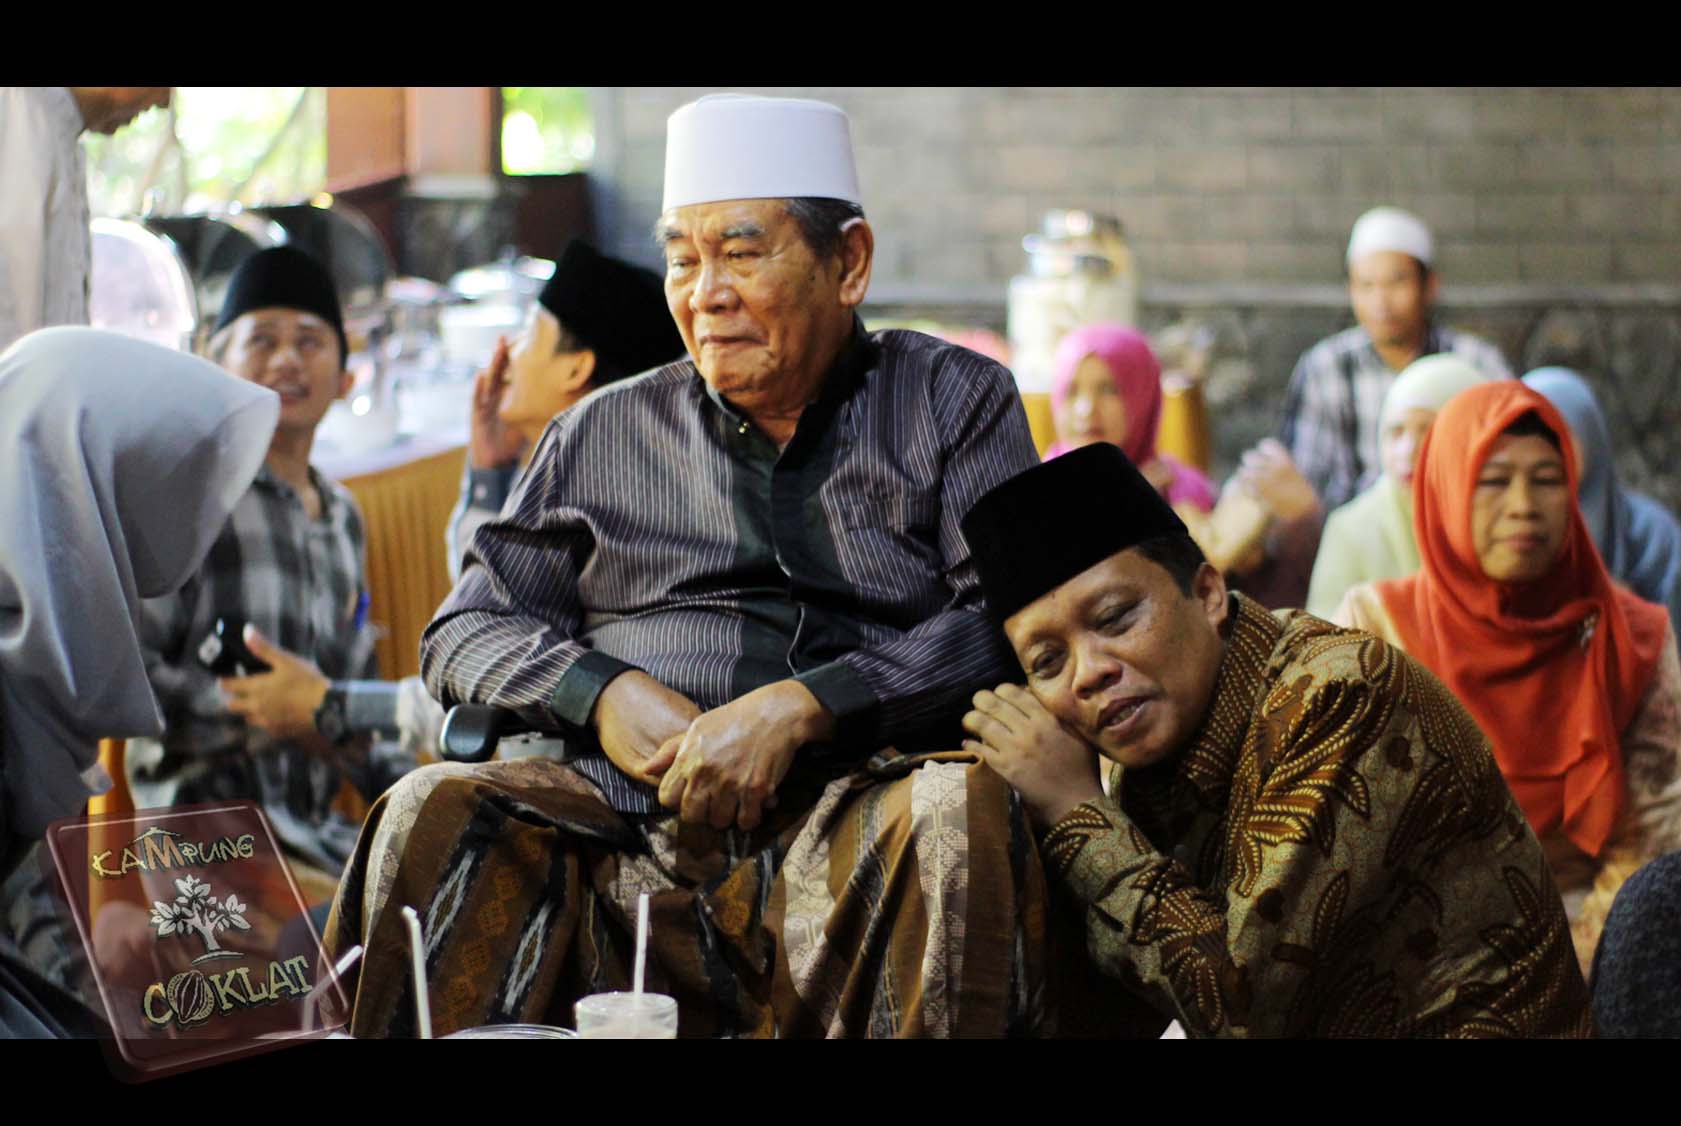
[633,892,650,996]
[301,943,363,1034]
[400,907,433,1039]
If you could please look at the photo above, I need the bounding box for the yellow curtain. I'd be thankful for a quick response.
[337,445,467,681]
[1020,385,1210,470]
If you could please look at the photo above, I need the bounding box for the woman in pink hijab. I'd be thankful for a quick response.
[1045,324,1216,512]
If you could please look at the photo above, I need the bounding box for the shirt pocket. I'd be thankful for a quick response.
[837,494,940,533]
[833,495,945,575]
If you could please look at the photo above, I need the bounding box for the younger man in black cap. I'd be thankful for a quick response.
[958,442,1592,1037]
[448,239,686,574]
[128,246,418,902]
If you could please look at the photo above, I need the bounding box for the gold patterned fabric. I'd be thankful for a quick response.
[1040,593,1593,1038]
[326,750,1052,1038]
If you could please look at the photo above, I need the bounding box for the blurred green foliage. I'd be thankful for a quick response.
[501,87,594,175]
[84,87,326,217]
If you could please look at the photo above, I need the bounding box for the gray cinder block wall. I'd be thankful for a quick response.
[592,86,1681,289]
[588,87,1681,505]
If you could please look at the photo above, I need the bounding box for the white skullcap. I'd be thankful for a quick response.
[1346,206,1434,269]
[662,94,863,213]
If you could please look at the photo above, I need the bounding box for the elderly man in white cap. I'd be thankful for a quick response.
[323,94,1060,1038]
[1276,205,1513,513]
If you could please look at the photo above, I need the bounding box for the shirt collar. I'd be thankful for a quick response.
[1359,322,1444,373]
[253,461,338,520]
[695,315,876,426]
[1133,592,1283,803]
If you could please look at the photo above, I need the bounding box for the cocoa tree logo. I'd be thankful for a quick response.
[149,875,250,963]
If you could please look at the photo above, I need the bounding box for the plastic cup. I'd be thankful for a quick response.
[443,1023,578,1039]
[573,992,677,1039]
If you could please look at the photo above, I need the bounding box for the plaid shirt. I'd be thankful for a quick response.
[128,464,414,873]
[425,326,1040,813]
[1278,324,1513,511]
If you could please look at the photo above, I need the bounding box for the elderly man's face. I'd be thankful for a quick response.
[659,199,855,404]
[1004,548,1228,771]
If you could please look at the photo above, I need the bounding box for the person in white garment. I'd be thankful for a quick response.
[0,87,171,352]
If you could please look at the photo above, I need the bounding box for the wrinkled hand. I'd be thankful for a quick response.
[1236,439,1320,524]
[646,680,836,832]
[468,336,527,470]
[962,683,1103,828]
[220,626,329,741]
[591,670,702,785]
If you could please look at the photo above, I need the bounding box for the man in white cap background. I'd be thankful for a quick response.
[1276,205,1514,514]
[325,94,1056,1037]
[1207,206,1515,612]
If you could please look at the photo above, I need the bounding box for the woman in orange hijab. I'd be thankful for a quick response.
[1335,381,1681,975]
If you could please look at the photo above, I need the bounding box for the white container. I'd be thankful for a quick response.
[574,992,678,1039]
[1007,273,1139,394]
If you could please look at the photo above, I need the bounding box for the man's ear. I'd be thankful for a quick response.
[558,348,597,393]
[836,219,874,309]
[336,367,356,400]
[1193,561,1228,628]
[1422,267,1440,308]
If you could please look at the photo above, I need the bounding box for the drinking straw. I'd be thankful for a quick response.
[301,943,363,1033]
[633,892,650,996]
[401,906,432,1039]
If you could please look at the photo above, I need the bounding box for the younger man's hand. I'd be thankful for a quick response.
[962,683,1103,828]
[220,626,330,741]
[468,336,527,470]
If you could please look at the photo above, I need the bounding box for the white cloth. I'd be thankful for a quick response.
[0,327,278,839]
[1346,205,1433,269]
[0,88,90,353]
[662,94,862,212]
[1380,354,1489,432]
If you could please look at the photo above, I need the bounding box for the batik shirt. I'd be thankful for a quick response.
[129,465,415,874]
[1279,325,1512,511]
[423,325,1042,813]
[1041,593,1593,1038]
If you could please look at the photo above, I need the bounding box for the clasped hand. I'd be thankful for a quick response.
[593,672,834,833]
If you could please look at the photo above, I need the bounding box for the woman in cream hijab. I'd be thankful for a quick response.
[0,327,277,1038]
[1304,355,1489,618]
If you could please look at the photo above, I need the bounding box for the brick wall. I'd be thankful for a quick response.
[585,87,1681,510]
[589,86,1681,291]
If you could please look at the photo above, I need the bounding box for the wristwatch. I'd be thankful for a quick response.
[313,685,352,745]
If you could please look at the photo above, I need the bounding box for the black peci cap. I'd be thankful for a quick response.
[961,443,1188,624]
[537,240,687,382]
[214,246,348,361]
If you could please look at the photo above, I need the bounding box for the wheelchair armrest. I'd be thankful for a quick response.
[439,705,531,763]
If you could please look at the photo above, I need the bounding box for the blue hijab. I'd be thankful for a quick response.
[1523,367,1681,633]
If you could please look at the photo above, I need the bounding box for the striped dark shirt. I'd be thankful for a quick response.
[422,325,1041,813]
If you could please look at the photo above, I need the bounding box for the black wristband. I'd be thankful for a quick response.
[314,685,352,745]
